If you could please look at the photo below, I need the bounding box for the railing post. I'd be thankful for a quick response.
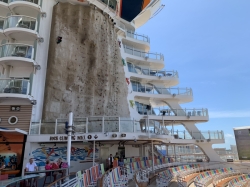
[29,121,32,135]
[221,130,224,140]
[208,131,211,139]
[118,117,120,132]
[27,81,30,95]
[217,130,219,139]
[133,118,135,132]
[102,117,105,133]
[184,130,185,139]
[55,119,58,134]
[86,117,88,133]
[38,120,41,135]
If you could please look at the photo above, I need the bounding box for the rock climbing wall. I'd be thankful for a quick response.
[42,3,130,122]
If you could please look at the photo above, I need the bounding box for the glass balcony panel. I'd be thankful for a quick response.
[0,0,8,3]
[29,122,40,135]
[56,118,68,134]
[108,0,117,10]
[120,119,133,132]
[0,79,30,94]
[73,118,87,134]
[10,0,39,4]
[0,44,33,59]
[104,116,119,132]
[88,117,103,133]
[126,31,150,43]
[6,16,36,30]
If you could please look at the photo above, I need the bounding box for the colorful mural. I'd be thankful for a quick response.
[31,145,99,166]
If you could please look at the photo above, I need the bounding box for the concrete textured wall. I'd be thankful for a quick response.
[42,3,130,121]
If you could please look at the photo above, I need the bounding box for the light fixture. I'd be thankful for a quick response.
[196,140,199,143]
[94,135,98,139]
[207,139,211,142]
[200,140,204,142]
[121,134,126,137]
[187,115,190,119]
[173,93,176,97]
[34,65,41,70]
[112,134,117,138]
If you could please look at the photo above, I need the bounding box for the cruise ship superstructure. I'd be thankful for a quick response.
[0,0,225,176]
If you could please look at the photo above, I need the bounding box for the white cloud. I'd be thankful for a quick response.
[224,133,234,138]
[209,110,250,118]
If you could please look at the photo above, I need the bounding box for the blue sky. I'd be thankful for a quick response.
[137,0,250,149]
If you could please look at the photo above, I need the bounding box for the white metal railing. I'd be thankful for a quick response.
[5,15,37,31]
[9,0,39,3]
[136,107,208,117]
[126,30,150,43]
[124,45,164,60]
[29,117,224,141]
[0,79,30,95]
[30,117,140,135]
[128,63,178,77]
[0,43,34,60]
[131,83,192,96]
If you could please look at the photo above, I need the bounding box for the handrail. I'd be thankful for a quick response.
[47,174,75,187]
[126,30,150,43]
[131,83,192,96]
[124,45,164,60]
[0,43,33,47]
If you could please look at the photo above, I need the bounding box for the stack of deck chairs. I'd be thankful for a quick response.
[194,168,235,187]
[156,164,202,187]
[228,174,250,187]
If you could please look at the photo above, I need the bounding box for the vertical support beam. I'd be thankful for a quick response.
[118,117,120,132]
[151,141,154,173]
[93,141,96,166]
[174,144,176,161]
[67,112,73,170]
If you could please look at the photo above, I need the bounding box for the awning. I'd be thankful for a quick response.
[0,128,28,135]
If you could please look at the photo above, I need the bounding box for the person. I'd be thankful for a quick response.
[25,158,38,172]
[114,152,120,160]
[56,158,65,177]
[108,154,114,169]
[45,160,57,182]
[0,163,5,175]
[25,158,38,187]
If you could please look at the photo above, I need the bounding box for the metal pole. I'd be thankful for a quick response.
[67,112,73,171]
[93,141,95,166]
[151,141,154,173]
[174,144,176,161]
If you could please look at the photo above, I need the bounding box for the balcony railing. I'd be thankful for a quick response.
[126,30,150,43]
[29,117,140,135]
[0,0,8,3]
[9,0,39,4]
[99,0,117,11]
[29,116,224,141]
[128,63,178,78]
[132,84,192,96]
[5,15,37,31]
[0,79,30,95]
[137,107,208,117]
[124,45,164,60]
[0,43,34,59]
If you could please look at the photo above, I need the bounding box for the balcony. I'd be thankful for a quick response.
[3,15,38,40]
[135,103,209,121]
[28,116,223,144]
[0,78,31,99]
[123,31,150,51]
[8,0,42,17]
[124,45,164,69]
[127,62,179,86]
[0,0,9,17]
[0,43,35,66]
